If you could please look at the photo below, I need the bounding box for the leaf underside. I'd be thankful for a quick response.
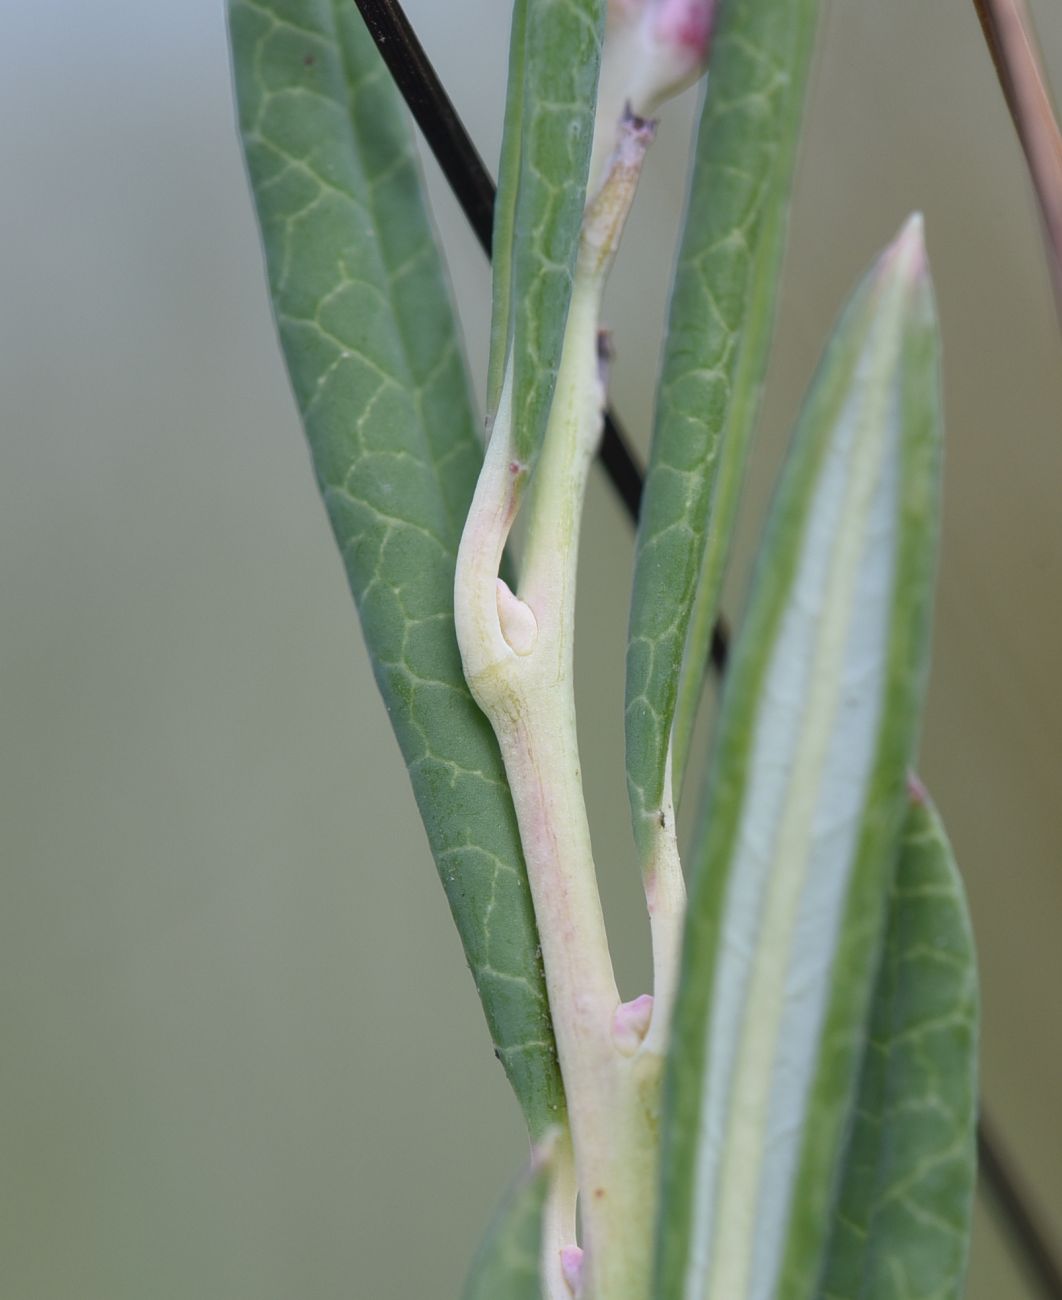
[227,0,562,1138]
[462,1160,549,1300]
[819,793,978,1300]
[656,226,943,1300]
[625,0,820,850]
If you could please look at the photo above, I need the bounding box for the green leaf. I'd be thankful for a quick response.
[655,218,943,1300]
[625,0,820,851]
[819,789,978,1300]
[484,0,527,421]
[227,0,563,1138]
[462,1159,549,1300]
[488,0,606,465]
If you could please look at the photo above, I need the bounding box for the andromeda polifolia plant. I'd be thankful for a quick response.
[228,0,979,1296]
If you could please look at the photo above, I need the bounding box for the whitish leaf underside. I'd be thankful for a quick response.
[657,227,943,1300]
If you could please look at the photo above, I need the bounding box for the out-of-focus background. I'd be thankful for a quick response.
[2,1,1060,1296]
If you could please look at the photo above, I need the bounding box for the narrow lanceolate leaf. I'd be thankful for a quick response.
[487,0,606,463]
[625,0,820,848]
[227,0,562,1137]
[484,0,528,421]
[462,1160,549,1300]
[655,217,943,1300]
[820,789,978,1300]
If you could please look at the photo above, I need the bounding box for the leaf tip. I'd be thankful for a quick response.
[884,211,929,284]
[865,211,938,348]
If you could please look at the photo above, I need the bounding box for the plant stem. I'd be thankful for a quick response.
[539,1127,579,1300]
[455,120,661,1299]
[639,743,687,1062]
[972,0,1062,316]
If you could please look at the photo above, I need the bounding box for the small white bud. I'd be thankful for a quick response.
[496,578,537,656]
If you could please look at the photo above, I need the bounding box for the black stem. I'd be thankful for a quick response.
[979,1119,1062,1299]
[351,0,1061,1291]
[352,0,496,252]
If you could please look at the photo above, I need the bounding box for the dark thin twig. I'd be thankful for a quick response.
[972,0,1062,319]
[979,1119,1062,1300]
[352,0,497,251]
[352,0,1062,1290]
[972,0,1015,98]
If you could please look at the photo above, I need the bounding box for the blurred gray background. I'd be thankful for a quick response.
[2,0,1060,1296]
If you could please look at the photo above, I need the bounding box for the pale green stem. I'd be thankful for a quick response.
[455,122,661,1300]
[640,742,686,1062]
[539,1127,579,1300]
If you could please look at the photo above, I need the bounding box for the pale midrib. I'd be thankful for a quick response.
[689,317,901,1300]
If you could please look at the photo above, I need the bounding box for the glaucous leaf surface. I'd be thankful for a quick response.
[462,1160,548,1300]
[227,0,562,1137]
[625,0,820,849]
[487,0,606,466]
[656,219,943,1300]
[819,790,978,1300]
[485,0,529,420]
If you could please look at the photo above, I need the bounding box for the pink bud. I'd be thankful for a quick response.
[560,1245,585,1296]
[654,0,715,64]
[612,993,655,1055]
[590,0,717,194]
[606,0,717,111]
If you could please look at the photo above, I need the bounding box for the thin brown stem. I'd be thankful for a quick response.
[973,0,1062,318]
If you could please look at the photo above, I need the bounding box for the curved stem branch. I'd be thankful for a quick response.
[455,120,661,1300]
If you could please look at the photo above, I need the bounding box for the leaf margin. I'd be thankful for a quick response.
[817,787,979,1300]
[624,0,821,855]
[654,220,944,1299]
[226,0,564,1138]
